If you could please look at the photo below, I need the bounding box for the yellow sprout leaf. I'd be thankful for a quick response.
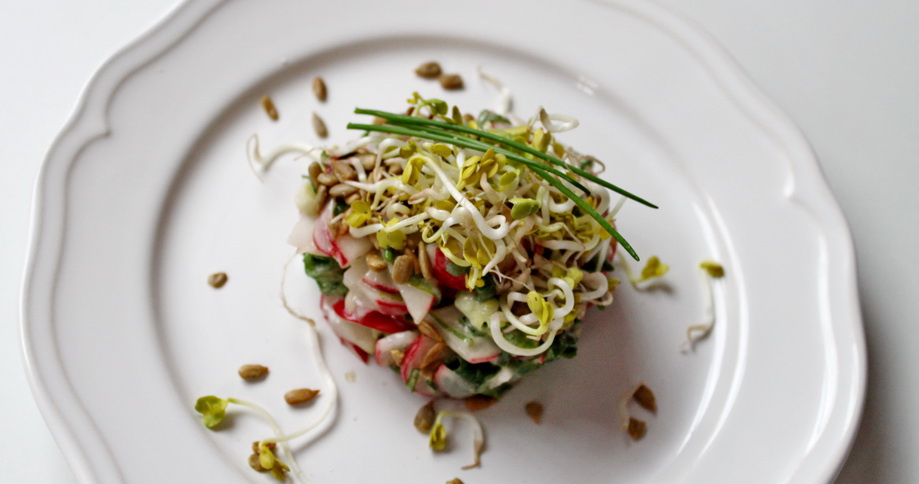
[345,200,371,228]
[430,423,447,451]
[402,154,427,186]
[432,143,453,158]
[526,291,554,328]
[510,198,541,219]
[377,218,407,250]
[639,256,669,282]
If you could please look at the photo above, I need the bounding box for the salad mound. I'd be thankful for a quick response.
[289,93,646,400]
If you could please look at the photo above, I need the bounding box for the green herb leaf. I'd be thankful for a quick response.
[302,254,348,296]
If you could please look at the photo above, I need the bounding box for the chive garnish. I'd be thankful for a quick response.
[354,108,659,209]
[347,108,656,261]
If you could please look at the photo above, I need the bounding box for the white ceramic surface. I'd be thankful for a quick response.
[21,0,865,482]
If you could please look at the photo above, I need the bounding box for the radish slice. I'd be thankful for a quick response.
[337,234,372,268]
[313,203,345,264]
[426,307,500,364]
[287,215,319,254]
[312,202,371,267]
[434,365,478,398]
[330,298,411,334]
[362,270,400,295]
[400,334,440,396]
[395,281,436,324]
[373,297,410,317]
[320,296,376,354]
[433,248,468,291]
[375,330,419,366]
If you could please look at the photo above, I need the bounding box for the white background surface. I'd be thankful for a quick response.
[2,1,915,482]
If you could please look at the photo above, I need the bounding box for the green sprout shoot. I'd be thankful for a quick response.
[428,410,485,470]
[194,323,339,483]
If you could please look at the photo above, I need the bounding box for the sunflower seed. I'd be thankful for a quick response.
[438,73,464,90]
[329,183,357,198]
[284,388,319,405]
[312,76,327,101]
[312,112,328,138]
[261,95,278,120]
[414,61,442,79]
[238,364,269,380]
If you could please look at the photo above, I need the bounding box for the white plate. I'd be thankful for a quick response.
[22,0,865,482]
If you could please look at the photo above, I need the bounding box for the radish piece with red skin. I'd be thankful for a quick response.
[400,334,441,396]
[374,330,419,366]
[362,269,401,295]
[395,281,436,324]
[432,248,467,291]
[319,296,376,354]
[331,298,412,334]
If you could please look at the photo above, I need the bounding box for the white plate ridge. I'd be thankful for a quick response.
[22,0,865,483]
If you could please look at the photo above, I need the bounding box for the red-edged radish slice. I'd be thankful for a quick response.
[375,330,419,366]
[319,296,376,354]
[432,248,468,291]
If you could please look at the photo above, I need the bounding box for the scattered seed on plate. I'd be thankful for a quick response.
[628,417,647,440]
[284,388,320,405]
[312,111,328,138]
[525,401,544,424]
[465,395,497,411]
[248,453,267,472]
[633,384,657,412]
[208,272,228,288]
[345,371,356,383]
[414,61,442,79]
[446,479,464,484]
[261,95,278,120]
[238,364,269,380]
[438,73,464,90]
[312,76,327,101]
[414,400,436,433]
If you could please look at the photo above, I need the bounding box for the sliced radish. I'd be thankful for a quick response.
[312,202,371,268]
[287,215,319,254]
[337,234,372,268]
[374,297,409,317]
[400,334,440,396]
[330,298,411,334]
[395,281,436,324]
[433,248,468,291]
[425,306,501,364]
[340,337,370,364]
[375,330,419,366]
[319,296,376,355]
[313,203,345,264]
[434,364,478,399]
[362,270,400,295]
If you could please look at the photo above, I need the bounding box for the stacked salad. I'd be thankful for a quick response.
[288,94,654,400]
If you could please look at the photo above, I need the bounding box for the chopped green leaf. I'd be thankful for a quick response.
[302,253,348,296]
